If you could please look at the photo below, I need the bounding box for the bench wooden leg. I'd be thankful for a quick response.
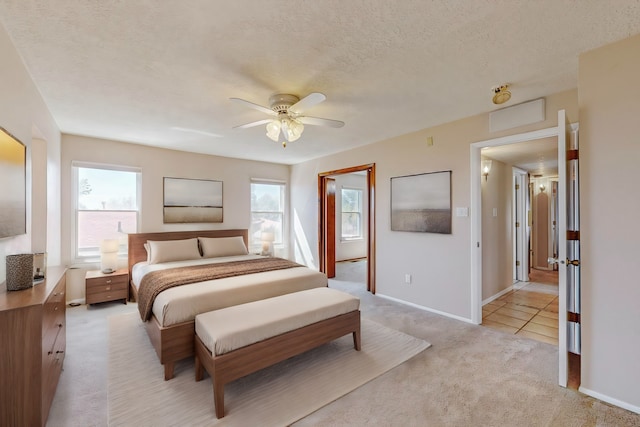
[213,379,225,418]
[164,362,175,381]
[353,328,361,351]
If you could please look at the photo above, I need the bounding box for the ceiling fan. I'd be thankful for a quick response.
[230,92,344,147]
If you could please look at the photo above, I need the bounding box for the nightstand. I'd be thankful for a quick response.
[85,268,129,305]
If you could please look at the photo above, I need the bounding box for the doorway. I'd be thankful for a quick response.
[470,110,579,387]
[318,164,376,293]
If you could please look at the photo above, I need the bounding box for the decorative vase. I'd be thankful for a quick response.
[6,253,34,291]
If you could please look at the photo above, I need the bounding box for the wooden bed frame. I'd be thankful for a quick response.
[127,229,249,380]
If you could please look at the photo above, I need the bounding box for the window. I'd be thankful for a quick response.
[341,188,363,240]
[250,181,285,251]
[73,162,141,261]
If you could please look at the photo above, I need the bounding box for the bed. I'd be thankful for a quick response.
[127,229,328,380]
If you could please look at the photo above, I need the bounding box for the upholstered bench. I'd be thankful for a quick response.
[194,287,361,418]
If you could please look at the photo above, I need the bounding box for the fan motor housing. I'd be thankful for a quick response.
[269,94,299,113]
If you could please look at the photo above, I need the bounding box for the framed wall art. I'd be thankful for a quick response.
[163,177,223,223]
[0,126,26,238]
[390,170,451,234]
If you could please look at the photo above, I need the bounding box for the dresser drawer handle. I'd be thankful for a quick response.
[54,306,58,311]
[105,286,111,291]
[106,279,112,284]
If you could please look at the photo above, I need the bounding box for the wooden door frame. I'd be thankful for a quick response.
[318,164,376,293]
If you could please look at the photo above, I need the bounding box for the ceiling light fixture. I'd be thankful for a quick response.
[231,92,344,148]
[265,114,304,148]
[492,84,511,105]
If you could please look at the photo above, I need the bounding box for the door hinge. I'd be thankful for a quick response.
[516,261,520,266]
[515,222,520,228]
[515,184,520,190]
[567,149,579,161]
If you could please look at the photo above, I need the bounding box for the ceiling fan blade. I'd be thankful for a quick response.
[289,92,326,114]
[298,116,345,128]
[233,118,273,129]
[230,98,276,116]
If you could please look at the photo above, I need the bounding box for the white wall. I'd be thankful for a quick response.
[334,173,368,261]
[61,134,290,301]
[291,89,578,320]
[578,33,640,412]
[0,22,61,283]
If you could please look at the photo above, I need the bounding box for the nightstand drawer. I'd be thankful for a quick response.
[86,287,128,304]
[87,275,128,288]
[85,269,129,305]
[86,279,127,295]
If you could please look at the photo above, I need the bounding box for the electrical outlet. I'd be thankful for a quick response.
[404,274,412,284]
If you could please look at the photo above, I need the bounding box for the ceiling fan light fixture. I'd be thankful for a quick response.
[492,84,511,105]
[232,92,341,146]
[266,120,281,142]
[281,117,304,142]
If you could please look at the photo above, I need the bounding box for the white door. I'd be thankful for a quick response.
[513,168,528,282]
[556,110,569,387]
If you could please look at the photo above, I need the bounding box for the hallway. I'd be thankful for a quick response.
[482,269,559,345]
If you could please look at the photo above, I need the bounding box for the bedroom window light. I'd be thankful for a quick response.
[250,180,286,254]
[341,188,363,240]
[72,162,141,262]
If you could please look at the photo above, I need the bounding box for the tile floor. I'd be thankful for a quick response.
[482,284,559,345]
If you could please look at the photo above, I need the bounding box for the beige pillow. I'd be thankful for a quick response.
[147,238,202,264]
[199,236,248,258]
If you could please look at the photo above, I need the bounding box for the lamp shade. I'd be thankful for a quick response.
[260,232,275,256]
[100,239,119,273]
[261,231,275,242]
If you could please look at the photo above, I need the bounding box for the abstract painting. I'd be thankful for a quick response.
[391,170,451,234]
[163,177,223,223]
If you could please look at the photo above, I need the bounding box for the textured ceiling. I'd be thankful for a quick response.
[1,1,640,165]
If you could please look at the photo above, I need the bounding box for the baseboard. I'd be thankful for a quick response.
[482,285,515,306]
[578,386,640,415]
[376,293,474,324]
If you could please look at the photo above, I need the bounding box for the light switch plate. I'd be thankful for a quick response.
[456,207,469,217]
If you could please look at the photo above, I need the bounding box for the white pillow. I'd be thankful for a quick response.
[147,238,202,264]
[199,236,248,258]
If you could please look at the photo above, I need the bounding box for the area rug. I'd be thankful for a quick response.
[108,312,430,426]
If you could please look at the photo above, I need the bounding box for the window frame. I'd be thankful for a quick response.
[250,179,287,253]
[340,187,364,241]
[71,161,141,263]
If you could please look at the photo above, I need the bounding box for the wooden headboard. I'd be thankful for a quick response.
[127,229,249,277]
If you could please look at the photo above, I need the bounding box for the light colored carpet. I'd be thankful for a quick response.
[47,280,640,426]
[107,312,430,426]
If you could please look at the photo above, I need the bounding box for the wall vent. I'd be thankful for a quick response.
[489,98,545,133]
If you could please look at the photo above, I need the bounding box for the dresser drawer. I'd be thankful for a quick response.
[43,280,65,346]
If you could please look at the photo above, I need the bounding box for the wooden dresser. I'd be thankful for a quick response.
[0,266,66,427]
